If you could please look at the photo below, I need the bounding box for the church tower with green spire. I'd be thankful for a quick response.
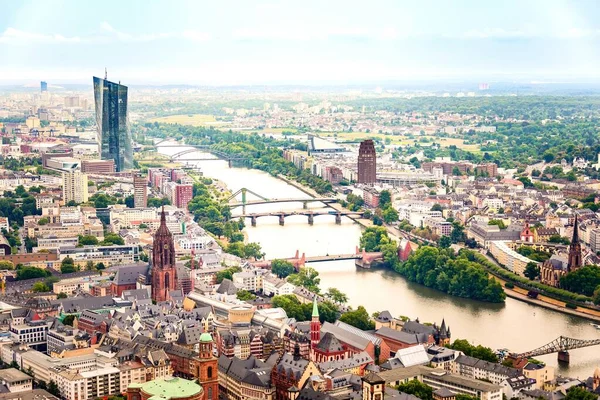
[310,297,321,353]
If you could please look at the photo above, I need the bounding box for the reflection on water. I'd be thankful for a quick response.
[159,144,600,378]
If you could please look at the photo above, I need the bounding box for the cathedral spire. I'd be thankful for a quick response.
[572,215,579,243]
[161,205,166,224]
[567,215,582,271]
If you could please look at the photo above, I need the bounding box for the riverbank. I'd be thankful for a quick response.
[478,252,600,323]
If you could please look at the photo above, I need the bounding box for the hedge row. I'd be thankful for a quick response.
[462,250,593,305]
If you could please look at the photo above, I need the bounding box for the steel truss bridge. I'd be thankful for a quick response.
[511,336,600,363]
[139,143,249,166]
[225,188,338,212]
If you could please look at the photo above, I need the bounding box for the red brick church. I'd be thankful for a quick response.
[152,207,178,302]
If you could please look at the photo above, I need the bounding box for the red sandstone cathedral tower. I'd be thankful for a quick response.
[152,207,177,302]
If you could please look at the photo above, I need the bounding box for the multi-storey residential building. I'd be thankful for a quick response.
[218,355,276,400]
[62,171,89,204]
[0,369,33,393]
[174,184,193,209]
[9,320,49,351]
[262,276,296,296]
[35,237,79,251]
[489,241,536,276]
[133,174,147,208]
[452,355,522,386]
[378,365,503,400]
[59,244,139,266]
[52,278,91,295]
[233,270,267,292]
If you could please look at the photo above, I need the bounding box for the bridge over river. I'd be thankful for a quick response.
[251,249,383,270]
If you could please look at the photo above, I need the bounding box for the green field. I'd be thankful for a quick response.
[149,114,224,126]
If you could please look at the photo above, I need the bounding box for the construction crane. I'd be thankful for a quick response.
[511,336,600,363]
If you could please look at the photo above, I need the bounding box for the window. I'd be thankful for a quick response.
[207,366,213,379]
[208,387,213,400]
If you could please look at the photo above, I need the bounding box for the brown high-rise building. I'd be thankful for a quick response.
[358,140,376,184]
[151,208,177,302]
[133,174,148,208]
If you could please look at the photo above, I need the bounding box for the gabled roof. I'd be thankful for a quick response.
[177,326,204,345]
[113,264,150,285]
[216,279,238,295]
[59,296,115,313]
[376,327,425,345]
[315,332,344,353]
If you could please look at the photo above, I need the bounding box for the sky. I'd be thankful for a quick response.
[1,0,600,85]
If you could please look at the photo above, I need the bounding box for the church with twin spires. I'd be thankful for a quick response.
[151,207,178,302]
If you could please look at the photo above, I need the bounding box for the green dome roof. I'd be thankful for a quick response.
[199,332,213,342]
[138,377,202,400]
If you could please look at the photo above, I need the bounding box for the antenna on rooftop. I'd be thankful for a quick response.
[104,67,107,80]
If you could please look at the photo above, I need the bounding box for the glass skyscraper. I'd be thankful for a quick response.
[93,76,133,172]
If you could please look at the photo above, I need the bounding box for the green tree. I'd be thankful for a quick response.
[215,266,242,283]
[438,235,452,248]
[47,380,60,397]
[61,257,77,274]
[382,207,399,224]
[396,379,433,400]
[379,190,392,208]
[548,235,571,245]
[78,235,99,246]
[447,339,498,362]
[488,219,507,229]
[359,226,390,252]
[0,260,14,270]
[593,286,600,305]
[101,233,124,246]
[32,282,50,292]
[287,267,321,293]
[339,306,375,330]
[431,204,443,212]
[325,287,348,304]
[455,395,479,400]
[271,259,295,278]
[38,217,49,225]
[236,290,256,301]
[450,223,465,243]
[57,292,68,299]
[564,387,597,400]
[524,262,540,281]
[560,266,600,296]
[271,295,338,323]
[96,262,106,270]
[16,267,50,280]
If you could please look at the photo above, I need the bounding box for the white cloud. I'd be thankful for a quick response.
[181,30,212,42]
[453,27,600,40]
[231,25,409,41]
[0,27,82,44]
[0,24,211,45]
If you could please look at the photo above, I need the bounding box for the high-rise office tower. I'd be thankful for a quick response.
[133,174,148,208]
[357,139,376,184]
[93,76,133,172]
[62,171,89,204]
[40,81,47,92]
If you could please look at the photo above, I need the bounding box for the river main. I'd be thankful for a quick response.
[159,145,600,378]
